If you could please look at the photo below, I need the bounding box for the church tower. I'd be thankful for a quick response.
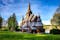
[25,3,32,20]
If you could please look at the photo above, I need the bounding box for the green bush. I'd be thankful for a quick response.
[50,29,60,34]
[3,29,9,31]
[2,28,9,31]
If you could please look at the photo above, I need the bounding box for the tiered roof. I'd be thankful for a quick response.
[21,3,43,30]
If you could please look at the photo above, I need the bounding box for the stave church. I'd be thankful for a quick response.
[20,3,44,33]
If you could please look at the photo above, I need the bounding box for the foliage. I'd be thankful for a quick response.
[0,16,3,28]
[51,6,60,27]
[8,13,18,31]
[15,26,20,31]
[2,27,9,31]
[50,29,60,34]
[51,13,60,26]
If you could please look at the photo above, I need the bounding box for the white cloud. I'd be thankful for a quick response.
[42,20,51,25]
[18,21,22,26]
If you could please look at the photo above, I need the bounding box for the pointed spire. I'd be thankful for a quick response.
[26,2,32,16]
[28,2,30,10]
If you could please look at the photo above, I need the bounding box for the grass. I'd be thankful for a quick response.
[0,31,60,40]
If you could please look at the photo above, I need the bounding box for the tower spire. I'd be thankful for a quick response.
[28,2,30,10]
[26,2,32,16]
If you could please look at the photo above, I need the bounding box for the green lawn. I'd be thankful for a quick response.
[0,31,60,40]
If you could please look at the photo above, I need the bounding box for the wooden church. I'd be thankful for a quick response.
[20,3,44,33]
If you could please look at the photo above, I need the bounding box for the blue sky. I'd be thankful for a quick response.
[0,0,60,25]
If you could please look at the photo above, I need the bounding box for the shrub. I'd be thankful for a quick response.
[3,28,9,31]
[50,29,60,34]
[1,27,9,31]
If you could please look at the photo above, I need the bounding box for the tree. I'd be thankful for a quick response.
[51,13,60,25]
[0,16,3,28]
[51,6,60,28]
[8,13,18,31]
